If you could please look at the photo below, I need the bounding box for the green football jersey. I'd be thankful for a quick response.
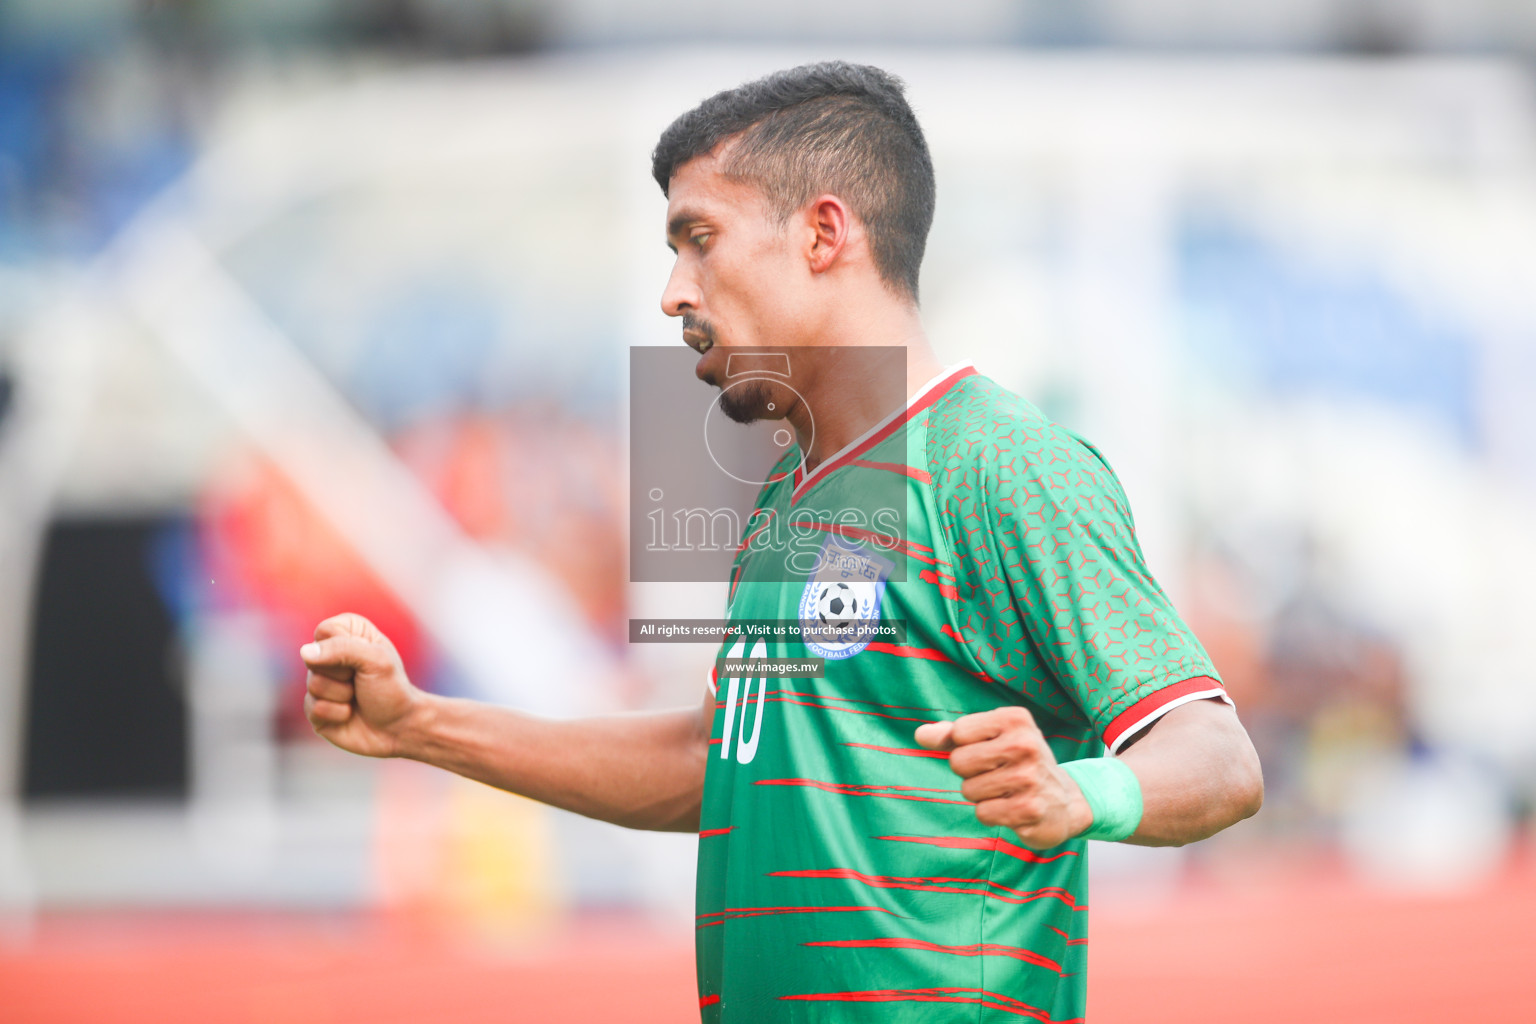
[697,364,1227,1022]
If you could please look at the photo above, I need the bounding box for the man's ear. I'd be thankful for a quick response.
[806,194,851,275]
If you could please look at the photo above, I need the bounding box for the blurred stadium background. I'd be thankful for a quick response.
[2,1,1536,1021]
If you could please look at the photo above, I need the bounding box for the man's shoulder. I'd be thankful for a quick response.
[925,372,1121,490]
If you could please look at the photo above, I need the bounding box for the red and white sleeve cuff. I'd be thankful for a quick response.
[1102,676,1232,755]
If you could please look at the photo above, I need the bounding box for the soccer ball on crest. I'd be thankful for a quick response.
[816,582,860,630]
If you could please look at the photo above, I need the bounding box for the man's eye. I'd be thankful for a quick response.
[691,233,711,248]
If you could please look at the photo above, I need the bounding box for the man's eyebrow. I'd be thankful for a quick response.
[667,209,705,243]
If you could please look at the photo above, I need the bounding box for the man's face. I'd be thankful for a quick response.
[661,152,808,423]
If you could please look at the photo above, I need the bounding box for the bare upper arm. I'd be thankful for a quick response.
[1117,695,1246,754]
[1116,697,1264,844]
[1120,698,1263,800]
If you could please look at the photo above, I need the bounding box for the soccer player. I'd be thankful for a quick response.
[302,62,1263,1022]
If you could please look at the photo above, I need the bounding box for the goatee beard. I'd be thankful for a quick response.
[719,380,770,424]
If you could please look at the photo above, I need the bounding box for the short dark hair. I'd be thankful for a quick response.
[651,61,935,301]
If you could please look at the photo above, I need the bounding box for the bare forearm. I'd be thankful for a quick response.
[1116,699,1264,846]
[399,695,708,832]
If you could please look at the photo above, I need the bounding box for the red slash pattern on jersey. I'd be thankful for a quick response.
[779,987,1085,1022]
[768,868,1084,908]
[803,938,1063,972]
[875,833,1079,864]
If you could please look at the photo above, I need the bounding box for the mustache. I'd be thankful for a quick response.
[682,313,718,352]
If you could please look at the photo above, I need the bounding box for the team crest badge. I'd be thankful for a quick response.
[798,534,893,660]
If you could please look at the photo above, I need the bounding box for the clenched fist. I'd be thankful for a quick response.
[915,706,1094,850]
[301,613,426,758]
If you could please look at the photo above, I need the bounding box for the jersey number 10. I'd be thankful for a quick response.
[719,638,768,764]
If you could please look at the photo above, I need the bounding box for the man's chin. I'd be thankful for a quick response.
[718,392,762,425]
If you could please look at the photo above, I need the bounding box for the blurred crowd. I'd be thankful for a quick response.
[2,1,1535,925]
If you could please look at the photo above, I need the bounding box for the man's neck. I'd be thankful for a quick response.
[787,308,947,473]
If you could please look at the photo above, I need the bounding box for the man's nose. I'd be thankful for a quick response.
[660,260,700,318]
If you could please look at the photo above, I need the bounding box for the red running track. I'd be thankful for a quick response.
[2,866,1533,1022]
